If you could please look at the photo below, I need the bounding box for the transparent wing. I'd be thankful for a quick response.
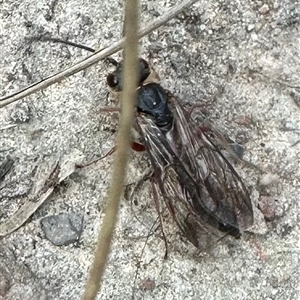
[136,96,253,249]
[170,96,254,232]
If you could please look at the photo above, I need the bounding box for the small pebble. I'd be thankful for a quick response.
[247,24,255,32]
[41,213,84,246]
[200,24,206,31]
[9,102,31,123]
[259,173,279,186]
[259,4,270,15]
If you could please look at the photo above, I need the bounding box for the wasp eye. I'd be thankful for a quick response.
[139,58,149,71]
[139,58,151,84]
[107,73,118,88]
[106,57,118,66]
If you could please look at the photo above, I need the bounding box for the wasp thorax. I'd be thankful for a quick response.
[137,83,173,128]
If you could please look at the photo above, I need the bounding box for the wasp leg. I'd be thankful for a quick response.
[75,141,145,169]
[185,103,213,122]
[124,168,152,201]
[75,146,117,169]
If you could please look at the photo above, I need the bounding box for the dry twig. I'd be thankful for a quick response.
[0,0,199,108]
[82,0,140,299]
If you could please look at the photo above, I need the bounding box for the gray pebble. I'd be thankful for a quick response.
[41,213,84,246]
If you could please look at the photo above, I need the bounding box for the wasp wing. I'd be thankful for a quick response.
[136,96,253,249]
[170,96,254,230]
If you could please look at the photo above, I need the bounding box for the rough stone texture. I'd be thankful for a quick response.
[41,212,83,246]
[0,0,299,299]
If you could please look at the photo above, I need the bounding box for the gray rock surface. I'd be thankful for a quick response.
[1,0,299,299]
[41,212,83,246]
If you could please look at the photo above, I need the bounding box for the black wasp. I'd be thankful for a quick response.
[106,58,254,250]
[33,37,253,249]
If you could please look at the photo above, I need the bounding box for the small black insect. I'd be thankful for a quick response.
[107,59,254,249]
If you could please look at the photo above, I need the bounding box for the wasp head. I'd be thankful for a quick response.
[106,58,151,92]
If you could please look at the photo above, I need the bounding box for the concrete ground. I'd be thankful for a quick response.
[0,0,299,299]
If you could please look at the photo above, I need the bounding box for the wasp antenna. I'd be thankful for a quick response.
[28,36,96,53]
